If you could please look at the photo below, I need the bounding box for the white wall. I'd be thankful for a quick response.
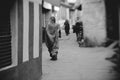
[23,0,29,62]
[81,0,106,46]
[33,2,40,58]
[23,0,42,62]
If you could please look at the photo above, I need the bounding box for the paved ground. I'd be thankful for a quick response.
[41,31,118,80]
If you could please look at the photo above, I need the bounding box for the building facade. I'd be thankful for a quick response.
[0,0,42,80]
[80,0,106,46]
[81,0,119,47]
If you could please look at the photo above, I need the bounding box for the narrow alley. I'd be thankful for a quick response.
[0,0,119,80]
[42,31,118,80]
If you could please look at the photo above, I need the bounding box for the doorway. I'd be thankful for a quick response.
[105,0,119,41]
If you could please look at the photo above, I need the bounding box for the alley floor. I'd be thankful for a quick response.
[41,31,119,80]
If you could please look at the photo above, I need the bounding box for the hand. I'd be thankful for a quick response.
[49,35,55,42]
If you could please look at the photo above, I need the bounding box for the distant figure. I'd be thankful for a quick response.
[57,21,62,38]
[74,17,84,46]
[74,17,80,40]
[64,20,70,36]
[42,27,46,42]
[59,28,61,38]
[45,17,60,60]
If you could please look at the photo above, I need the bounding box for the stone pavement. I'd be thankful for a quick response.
[41,32,118,80]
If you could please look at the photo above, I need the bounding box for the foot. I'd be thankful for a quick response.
[51,54,57,61]
[50,53,52,57]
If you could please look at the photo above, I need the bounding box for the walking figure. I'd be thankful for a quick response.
[45,17,60,60]
[75,17,84,46]
[64,20,70,36]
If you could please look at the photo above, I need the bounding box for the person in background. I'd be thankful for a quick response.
[42,27,46,43]
[74,17,84,46]
[64,20,70,36]
[45,16,60,60]
[59,28,61,38]
[74,17,80,41]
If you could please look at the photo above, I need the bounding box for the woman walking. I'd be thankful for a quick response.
[45,17,60,60]
[64,20,70,36]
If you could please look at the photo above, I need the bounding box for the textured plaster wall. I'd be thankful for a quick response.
[81,0,106,46]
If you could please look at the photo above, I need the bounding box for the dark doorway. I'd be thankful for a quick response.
[105,0,119,40]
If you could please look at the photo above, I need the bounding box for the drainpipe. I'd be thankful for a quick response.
[118,6,120,47]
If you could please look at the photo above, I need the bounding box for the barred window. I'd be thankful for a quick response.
[0,6,12,69]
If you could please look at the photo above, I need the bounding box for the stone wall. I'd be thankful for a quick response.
[81,0,106,46]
